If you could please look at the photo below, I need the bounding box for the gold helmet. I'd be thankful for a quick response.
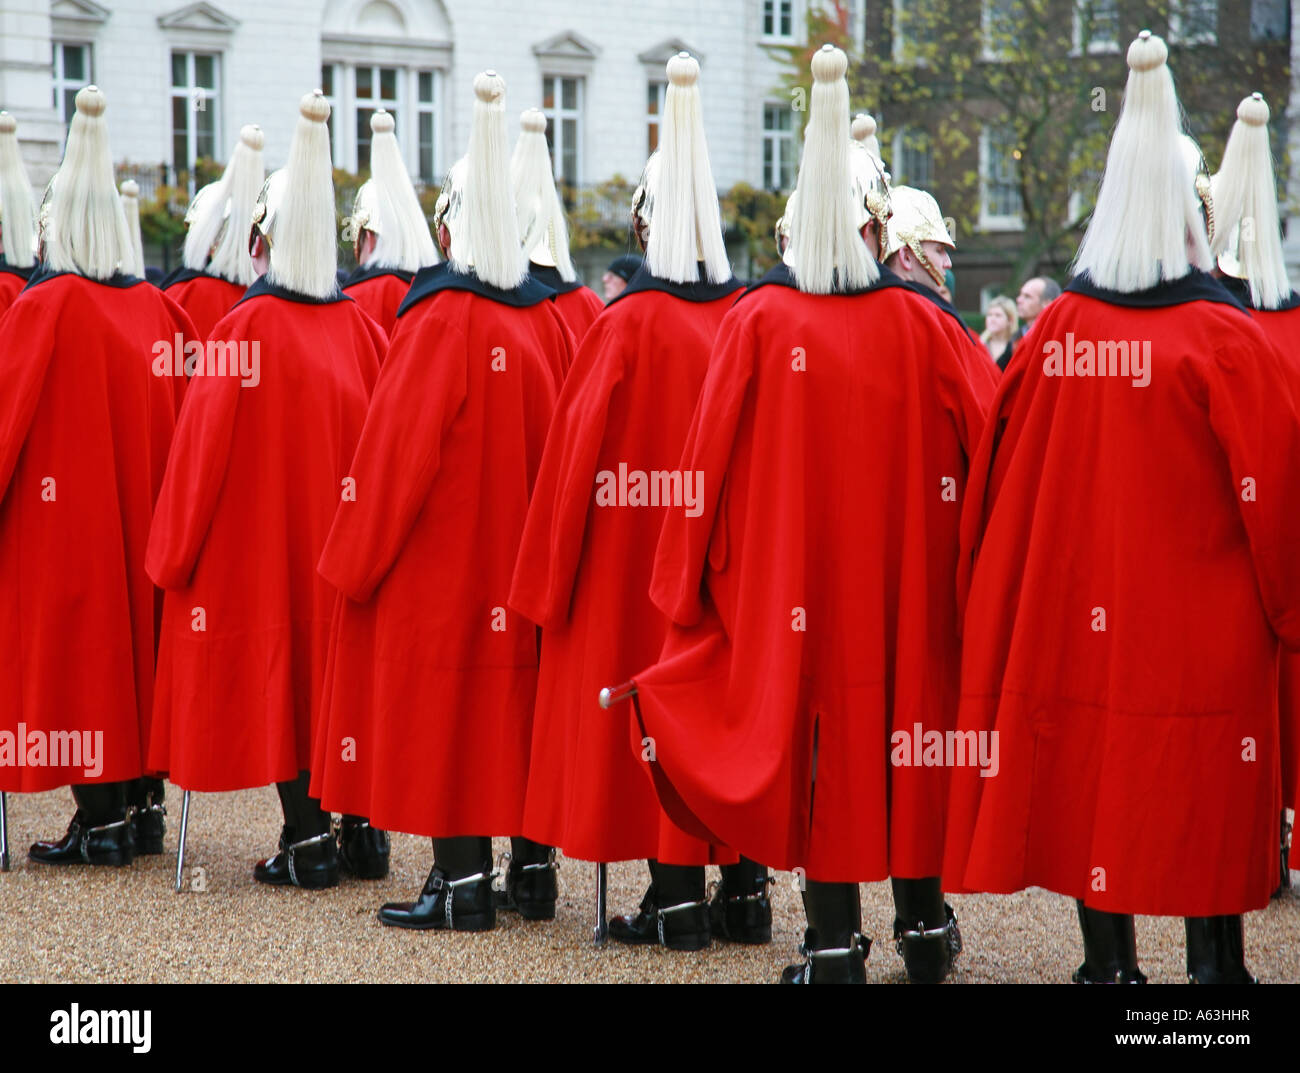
[881,185,954,287]
[249,168,289,251]
[431,156,468,263]
[776,140,892,264]
[1180,133,1215,246]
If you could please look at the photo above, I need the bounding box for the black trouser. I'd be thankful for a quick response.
[720,856,768,897]
[648,859,705,905]
[1076,901,1140,977]
[71,781,128,824]
[801,880,861,949]
[431,835,493,879]
[892,876,945,927]
[274,770,331,839]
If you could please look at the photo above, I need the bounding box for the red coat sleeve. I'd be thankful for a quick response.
[0,296,57,504]
[317,313,469,602]
[509,317,625,627]
[649,308,755,628]
[1202,326,1300,648]
[145,360,243,589]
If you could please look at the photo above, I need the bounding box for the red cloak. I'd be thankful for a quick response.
[510,274,743,865]
[0,272,187,791]
[0,263,33,315]
[529,264,603,364]
[146,279,384,791]
[160,268,247,340]
[343,265,413,340]
[311,265,570,838]
[1250,299,1300,832]
[626,264,993,882]
[942,271,1300,917]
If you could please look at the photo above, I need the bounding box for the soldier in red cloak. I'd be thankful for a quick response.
[4,87,190,866]
[624,46,992,983]
[312,70,572,932]
[0,111,38,314]
[511,108,603,352]
[943,34,1300,984]
[511,53,767,953]
[159,124,265,341]
[1210,92,1300,899]
[147,92,386,889]
[339,108,438,339]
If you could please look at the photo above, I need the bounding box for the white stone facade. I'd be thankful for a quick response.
[1,0,841,196]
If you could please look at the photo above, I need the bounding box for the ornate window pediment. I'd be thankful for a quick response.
[157,3,240,36]
[533,30,601,77]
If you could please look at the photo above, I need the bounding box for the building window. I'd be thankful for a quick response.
[982,0,1020,58]
[980,125,1022,230]
[893,0,942,63]
[321,64,340,164]
[762,0,795,40]
[1250,0,1289,41]
[647,81,667,156]
[542,75,583,188]
[355,65,399,174]
[1170,0,1218,44]
[892,128,933,189]
[417,70,438,183]
[762,102,796,192]
[1072,0,1120,53]
[171,51,221,184]
[52,42,92,132]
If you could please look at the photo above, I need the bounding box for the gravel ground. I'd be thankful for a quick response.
[1,785,1296,984]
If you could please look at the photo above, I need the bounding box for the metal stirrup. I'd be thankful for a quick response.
[285,831,332,888]
[656,898,708,946]
[432,870,495,928]
[79,817,130,864]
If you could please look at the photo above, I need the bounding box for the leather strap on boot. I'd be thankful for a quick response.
[784,930,871,984]
[80,818,131,864]
[432,870,496,929]
[656,898,710,946]
[286,831,333,888]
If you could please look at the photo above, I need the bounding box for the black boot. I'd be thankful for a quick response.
[709,857,773,944]
[781,881,869,984]
[29,782,135,867]
[495,837,558,920]
[254,771,338,889]
[1186,916,1258,984]
[378,836,495,931]
[891,877,962,983]
[609,860,710,950]
[1072,901,1146,983]
[1274,811,1292,898]
[337,815,390,880]
[128,777,167,855]
[253,827,339,889]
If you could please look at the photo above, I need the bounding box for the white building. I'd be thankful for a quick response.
[0,0,850,199]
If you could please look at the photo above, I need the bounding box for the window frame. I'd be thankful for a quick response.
[761,0,797,42]
[52,41,93,132]
[762,100,796,193]
[979,125,1024,232]
[542,73,584,188]
[1169,0,1219,45]
[170,49,222,192]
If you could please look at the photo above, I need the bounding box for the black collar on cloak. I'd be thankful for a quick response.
[1214,272,1300,313]
[233,275,350,308]
[528,262,588,295]
[741,259,913,302]
[898,278,979,343]
[608,263,745,307]
[159,264,245,291]
[0,258,35,281]
[22,265,143,292]
[397,261,556,317]
[344,262,415,289]
[1066,269,1251,315]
